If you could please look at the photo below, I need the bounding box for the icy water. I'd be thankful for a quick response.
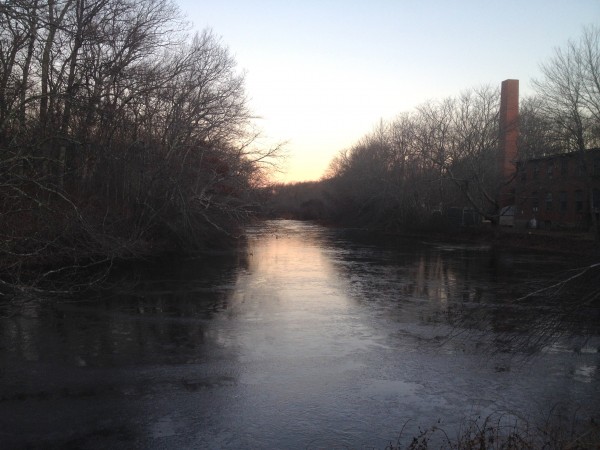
[0,219,599,448]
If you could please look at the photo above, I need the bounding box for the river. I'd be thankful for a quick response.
[0,219,598,448]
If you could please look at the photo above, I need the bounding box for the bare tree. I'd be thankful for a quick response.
[413,86,501,221]
[518,96,565,159]
[533,26,600,238]
[0,0,283,297]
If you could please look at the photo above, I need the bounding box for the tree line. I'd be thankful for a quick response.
[267,26,600,233]
[0,0,280,294]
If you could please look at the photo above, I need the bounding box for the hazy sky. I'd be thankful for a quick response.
[177,0,599,183]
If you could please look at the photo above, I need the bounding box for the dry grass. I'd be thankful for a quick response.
[386,412,600,450]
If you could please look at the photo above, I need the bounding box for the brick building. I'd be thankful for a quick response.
[512,148,600,229]
[494,79,600,230]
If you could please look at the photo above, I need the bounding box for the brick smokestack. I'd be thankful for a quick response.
[498,79,519,207]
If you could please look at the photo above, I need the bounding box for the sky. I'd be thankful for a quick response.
[177,0,600,183]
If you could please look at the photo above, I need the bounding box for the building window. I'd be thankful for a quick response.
[545,192,553,211]
[575,190,584,212]
[594,188,600,211]
[560,158,568,177]
[517,162,526,182]
[547,161,554,179]
[559,191,568,213]
[594,158,600,177]
[576,160,585,177]
[533,162,540,180]
[532,191,539,211]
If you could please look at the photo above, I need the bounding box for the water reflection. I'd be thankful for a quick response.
[0,220,598,449]
[0,251,247,368]
[325,231,598,354]
[225,223,366,365]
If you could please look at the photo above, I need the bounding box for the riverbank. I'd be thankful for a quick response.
[315,218,600,258]
[435,225,599,258]
[489,227,598,256]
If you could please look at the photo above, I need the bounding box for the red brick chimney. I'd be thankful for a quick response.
[498,79,519,207]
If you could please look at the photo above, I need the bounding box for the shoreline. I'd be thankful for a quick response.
[314,219,600,258]
[447,226,599,257]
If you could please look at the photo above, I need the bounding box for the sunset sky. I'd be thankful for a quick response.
[178,0,599,183]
